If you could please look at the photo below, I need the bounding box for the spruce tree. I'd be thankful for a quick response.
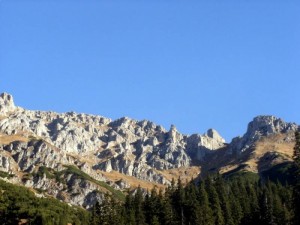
[133,186,146,225]
[98,193,115,225]
[124,192,136,225]
[184,182,201,225]
[229,179,244,224]
[244,180,260,225]
[197,181,213,225]
[215,176,234,225]
[205,176,224,225]
[172,177,185,225]
[259,185,274,225]
[161,190,176,225]
[272,187,288,225]
[293,130,300,225]
[90,202,101,225]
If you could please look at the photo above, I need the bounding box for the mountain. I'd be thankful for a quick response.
[0,92,298,208]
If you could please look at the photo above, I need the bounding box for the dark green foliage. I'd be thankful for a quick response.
[205,176,224,225]
[197,181,213,225]
[261,162,297,185]
[0,171,14,179]
[0,179,90,225]
[89,171,297,225]
[293,130,300,225]
[134,186,146,225]
[91,193,124,225]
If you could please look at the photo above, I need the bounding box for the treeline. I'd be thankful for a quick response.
[90,173,295,225]
[0,172,297,225]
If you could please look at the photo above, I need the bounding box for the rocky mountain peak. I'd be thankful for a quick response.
[0,92,299,209]
[0,92,16,114]
[109,117,134,128]
[229,115,299,154]
[246,115,298,138]
[168,124,180,141]
[206,128,225,143]
[169,124,177,132]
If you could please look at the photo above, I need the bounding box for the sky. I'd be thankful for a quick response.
[0,0,299,142]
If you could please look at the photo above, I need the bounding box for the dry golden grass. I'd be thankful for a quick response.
[217,133,295,174]
[0,115,7,120]
[249,133,293,167]
[159,166,201,184]
[219,164,241,174]
[101,170,166,190]
[0,134,28,145]
[254,133,294,157]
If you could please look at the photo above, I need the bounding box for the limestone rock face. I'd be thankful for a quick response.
[207,129,225,143]
[0,93,298,208]
[246,116,298,137]
[0,92,228,207]
[0,93,15,114]
[186,129,226,162]
[229,115,299,153]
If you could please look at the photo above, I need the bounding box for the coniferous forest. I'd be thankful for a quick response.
[90,173,294,225]
[1,131,300,225]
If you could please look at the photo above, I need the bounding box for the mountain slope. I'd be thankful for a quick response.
[0,92,298,208]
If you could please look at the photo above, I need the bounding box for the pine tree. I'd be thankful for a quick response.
[243,180,260,225]
[229,179,244,224]
[161,190,176,225]
[205,176,224,225]
[278,182,293,224]
[215,175,234,225]
[237,177,251,216]
[157,189,166,223]
[125,192,136,225]
[293,130,300,225]
[171,177,186,225]
[272,186,288,225]
[259,185,274,225]
[197,181,213,225]
[151,216,160,225]
[90,202,101,225]
[228,190,243,225]
[133,186,146,225]
[144,187,163,225]
[98,193,116,225]
[184,182,201,225]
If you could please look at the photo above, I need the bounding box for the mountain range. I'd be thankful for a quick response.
[0,92,298,208]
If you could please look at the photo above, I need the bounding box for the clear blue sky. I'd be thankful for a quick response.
[1,0,299,142]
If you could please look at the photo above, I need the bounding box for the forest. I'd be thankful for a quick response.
[90,171,296,225]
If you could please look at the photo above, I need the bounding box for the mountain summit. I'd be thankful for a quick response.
[0,93,15,113]
[0,92,298,208]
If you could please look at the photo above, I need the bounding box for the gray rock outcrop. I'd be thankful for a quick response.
[229,115,298,154]
[0,93,298,208]
[0,92,15,114]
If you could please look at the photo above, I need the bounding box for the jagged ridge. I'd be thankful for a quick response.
[0,93,298,208]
